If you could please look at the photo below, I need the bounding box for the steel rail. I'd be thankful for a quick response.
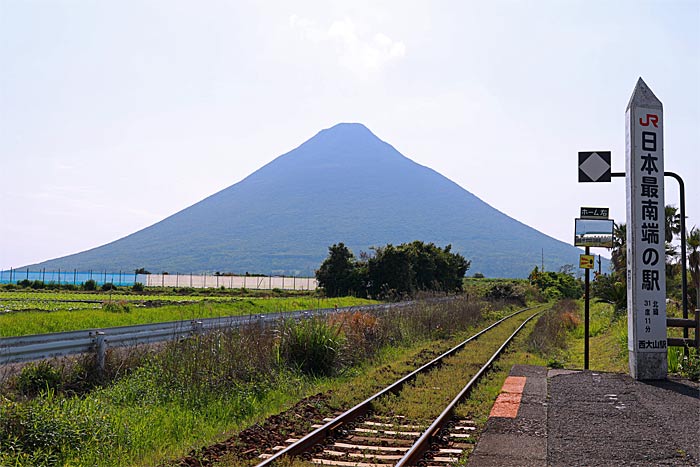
[396,308,541,466]
[254,305,541,467]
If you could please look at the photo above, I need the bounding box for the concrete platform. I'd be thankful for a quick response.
[468,365,700,467]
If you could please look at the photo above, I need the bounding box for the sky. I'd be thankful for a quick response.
[1,0,698,271]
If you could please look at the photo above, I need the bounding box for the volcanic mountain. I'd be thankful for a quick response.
[29,123,588,278]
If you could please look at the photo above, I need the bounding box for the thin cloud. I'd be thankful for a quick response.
[289,14,406,78]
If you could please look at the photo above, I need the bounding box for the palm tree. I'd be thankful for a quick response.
[610,223,626,282]
[665,205,682,244]
[687,226,700,309]
[665,205,682,279]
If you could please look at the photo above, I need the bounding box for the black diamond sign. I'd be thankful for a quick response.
[578,151,611,182]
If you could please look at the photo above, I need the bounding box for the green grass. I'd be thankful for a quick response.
[556,301,628,372]
[452,318,547,465]
[1,369,313,467]
[0,296,494,466]
[373,309,539,420]
[0,294,377,337]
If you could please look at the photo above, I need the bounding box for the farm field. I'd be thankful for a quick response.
[0,289,377,337]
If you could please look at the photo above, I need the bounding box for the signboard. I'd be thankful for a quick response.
[574,218,614,248]
[580,207,609,220]
[578,151,611,182]
[579,254,595,269]
[625,77,667,380]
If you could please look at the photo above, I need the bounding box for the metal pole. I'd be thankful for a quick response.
[665,172,688,322]
[612,171,688,340]
[585,246,590,370]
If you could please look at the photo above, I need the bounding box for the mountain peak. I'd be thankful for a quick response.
[26,123,589,278]
[267,122,401,170]
[312,122,379,145]
[322,122,372,134]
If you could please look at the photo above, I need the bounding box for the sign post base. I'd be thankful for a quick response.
[629,351,667,380]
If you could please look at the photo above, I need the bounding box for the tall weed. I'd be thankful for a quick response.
[279,317,345,376]
[528,299,581,357]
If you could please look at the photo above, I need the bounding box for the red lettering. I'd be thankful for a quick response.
[639,114,659,128]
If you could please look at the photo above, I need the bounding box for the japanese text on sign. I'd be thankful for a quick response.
[627,104,666,353]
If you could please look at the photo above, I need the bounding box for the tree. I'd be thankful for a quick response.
[366,244,414,298]
[610,223,626,282]
[317,240,470,299]
[591,273,627,318]
[665,205,682,244]
[687,226,700,309]
[528,267,583,300]
[397,241,470,292]
[316,243,362,297]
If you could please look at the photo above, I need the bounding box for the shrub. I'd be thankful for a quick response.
[15,362,62,396]
[529,267,583,300]
[527,299,581,357]
[82,279,97,291]
[102,301,130,313]
[132,282,144,292]
[17,279,32,288]
[101,282,116,291]
[679,348,700,381]
[543,286,563,302]
[485,282,526,306]
[329,311,379,362]
[279,317,345,376]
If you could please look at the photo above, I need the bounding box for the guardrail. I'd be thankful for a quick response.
[0,303,403,368]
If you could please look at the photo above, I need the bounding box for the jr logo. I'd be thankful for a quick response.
[639,114,659,128]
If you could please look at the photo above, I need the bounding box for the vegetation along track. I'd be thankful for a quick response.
[255,306,543,467]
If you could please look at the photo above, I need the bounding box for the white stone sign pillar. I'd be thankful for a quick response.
[626,77,667,380]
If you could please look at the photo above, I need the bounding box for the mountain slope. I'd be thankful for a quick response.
[28,123,588,278]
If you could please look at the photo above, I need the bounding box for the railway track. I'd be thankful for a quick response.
[254,306,543,467]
